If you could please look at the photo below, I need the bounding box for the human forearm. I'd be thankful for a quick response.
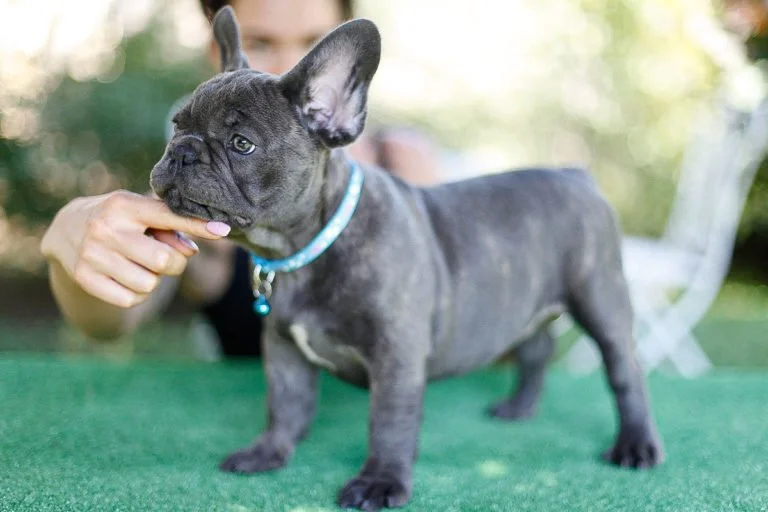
[47,259,169,340]
[40,190,229,340]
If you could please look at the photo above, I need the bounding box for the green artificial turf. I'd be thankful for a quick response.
[1,355,767,512]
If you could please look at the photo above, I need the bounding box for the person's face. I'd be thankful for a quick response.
[723,0,768,38]
[209,0,344,75]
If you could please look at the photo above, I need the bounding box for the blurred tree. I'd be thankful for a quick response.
[721,0,768,278]
[732,30,768,279]
[2,0,766,281]
[0,20,209,229]
[363,0,722,238]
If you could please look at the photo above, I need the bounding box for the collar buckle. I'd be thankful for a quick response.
[252,264,276,316]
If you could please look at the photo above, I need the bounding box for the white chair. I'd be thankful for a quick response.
[559,82,768,377]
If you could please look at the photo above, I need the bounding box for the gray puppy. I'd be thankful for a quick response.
[151,7,664,510]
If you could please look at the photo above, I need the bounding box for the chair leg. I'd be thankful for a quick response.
[632,303,713,376]
[564,335,602,374]
[564,289,713,377]
[668,334,712,377]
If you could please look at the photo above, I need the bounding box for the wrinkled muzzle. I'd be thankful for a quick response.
[148,135,244,226]
[150,135,208,199]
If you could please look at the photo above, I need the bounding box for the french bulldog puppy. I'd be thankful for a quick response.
[150,7,664,510]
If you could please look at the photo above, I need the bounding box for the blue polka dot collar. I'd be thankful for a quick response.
[250,162,364,315]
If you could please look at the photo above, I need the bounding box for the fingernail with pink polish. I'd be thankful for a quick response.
[176,232,199,252]
[206,221,231,237]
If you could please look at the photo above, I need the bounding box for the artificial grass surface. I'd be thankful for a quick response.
[1,355,767,512]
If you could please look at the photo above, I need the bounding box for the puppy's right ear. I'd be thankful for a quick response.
[212,6,250,72]
[279,19,381,148]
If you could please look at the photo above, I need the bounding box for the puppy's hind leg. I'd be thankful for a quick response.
[487,329,554,420]
[568,257,664,469]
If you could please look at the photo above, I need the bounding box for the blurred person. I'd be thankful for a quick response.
[723,0,768,42]
[40,0,442,357]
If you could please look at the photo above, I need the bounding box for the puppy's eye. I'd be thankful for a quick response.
[230,134,256,155]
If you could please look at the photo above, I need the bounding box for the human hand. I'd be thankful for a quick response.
[40,190,231,308]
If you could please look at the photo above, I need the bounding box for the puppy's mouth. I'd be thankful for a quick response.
[163,187,253,230]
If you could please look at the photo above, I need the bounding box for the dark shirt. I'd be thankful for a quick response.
[201,247,263,358]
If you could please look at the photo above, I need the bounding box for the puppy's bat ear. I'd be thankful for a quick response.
[213,6,250,72]
[279,19,381,148]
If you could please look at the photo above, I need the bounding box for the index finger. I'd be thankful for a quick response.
[131,197,231,240]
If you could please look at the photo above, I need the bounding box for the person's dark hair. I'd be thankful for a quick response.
[200,0,354,22]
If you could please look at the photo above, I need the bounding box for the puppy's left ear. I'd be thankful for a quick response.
[213,6,250,72]
[280,19,381,148]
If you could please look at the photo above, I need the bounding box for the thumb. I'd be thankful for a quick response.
[147,229,200,257]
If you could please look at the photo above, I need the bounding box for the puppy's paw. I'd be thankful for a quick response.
[219,441,291,474]
[337,474,410,511]
[486,398,537,421]
[603,425,664,469]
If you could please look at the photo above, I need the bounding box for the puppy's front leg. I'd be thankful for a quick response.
[337,353,426,510]
[220,326,319,473]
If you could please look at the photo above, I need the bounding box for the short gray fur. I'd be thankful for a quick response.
[150,7,664,510]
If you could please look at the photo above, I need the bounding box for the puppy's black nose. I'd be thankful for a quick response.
[171,142,198,167]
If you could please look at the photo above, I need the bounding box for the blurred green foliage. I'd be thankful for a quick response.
[737,35,768,263]
[741,161,768,241]
[0,21,210,226]
[0,0,766,278]
[363,0,724,238]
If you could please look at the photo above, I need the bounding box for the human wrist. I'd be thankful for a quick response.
[40,218,63,263]
[40,198,82,266]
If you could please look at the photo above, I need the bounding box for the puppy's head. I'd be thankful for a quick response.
[150,6,380,234]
